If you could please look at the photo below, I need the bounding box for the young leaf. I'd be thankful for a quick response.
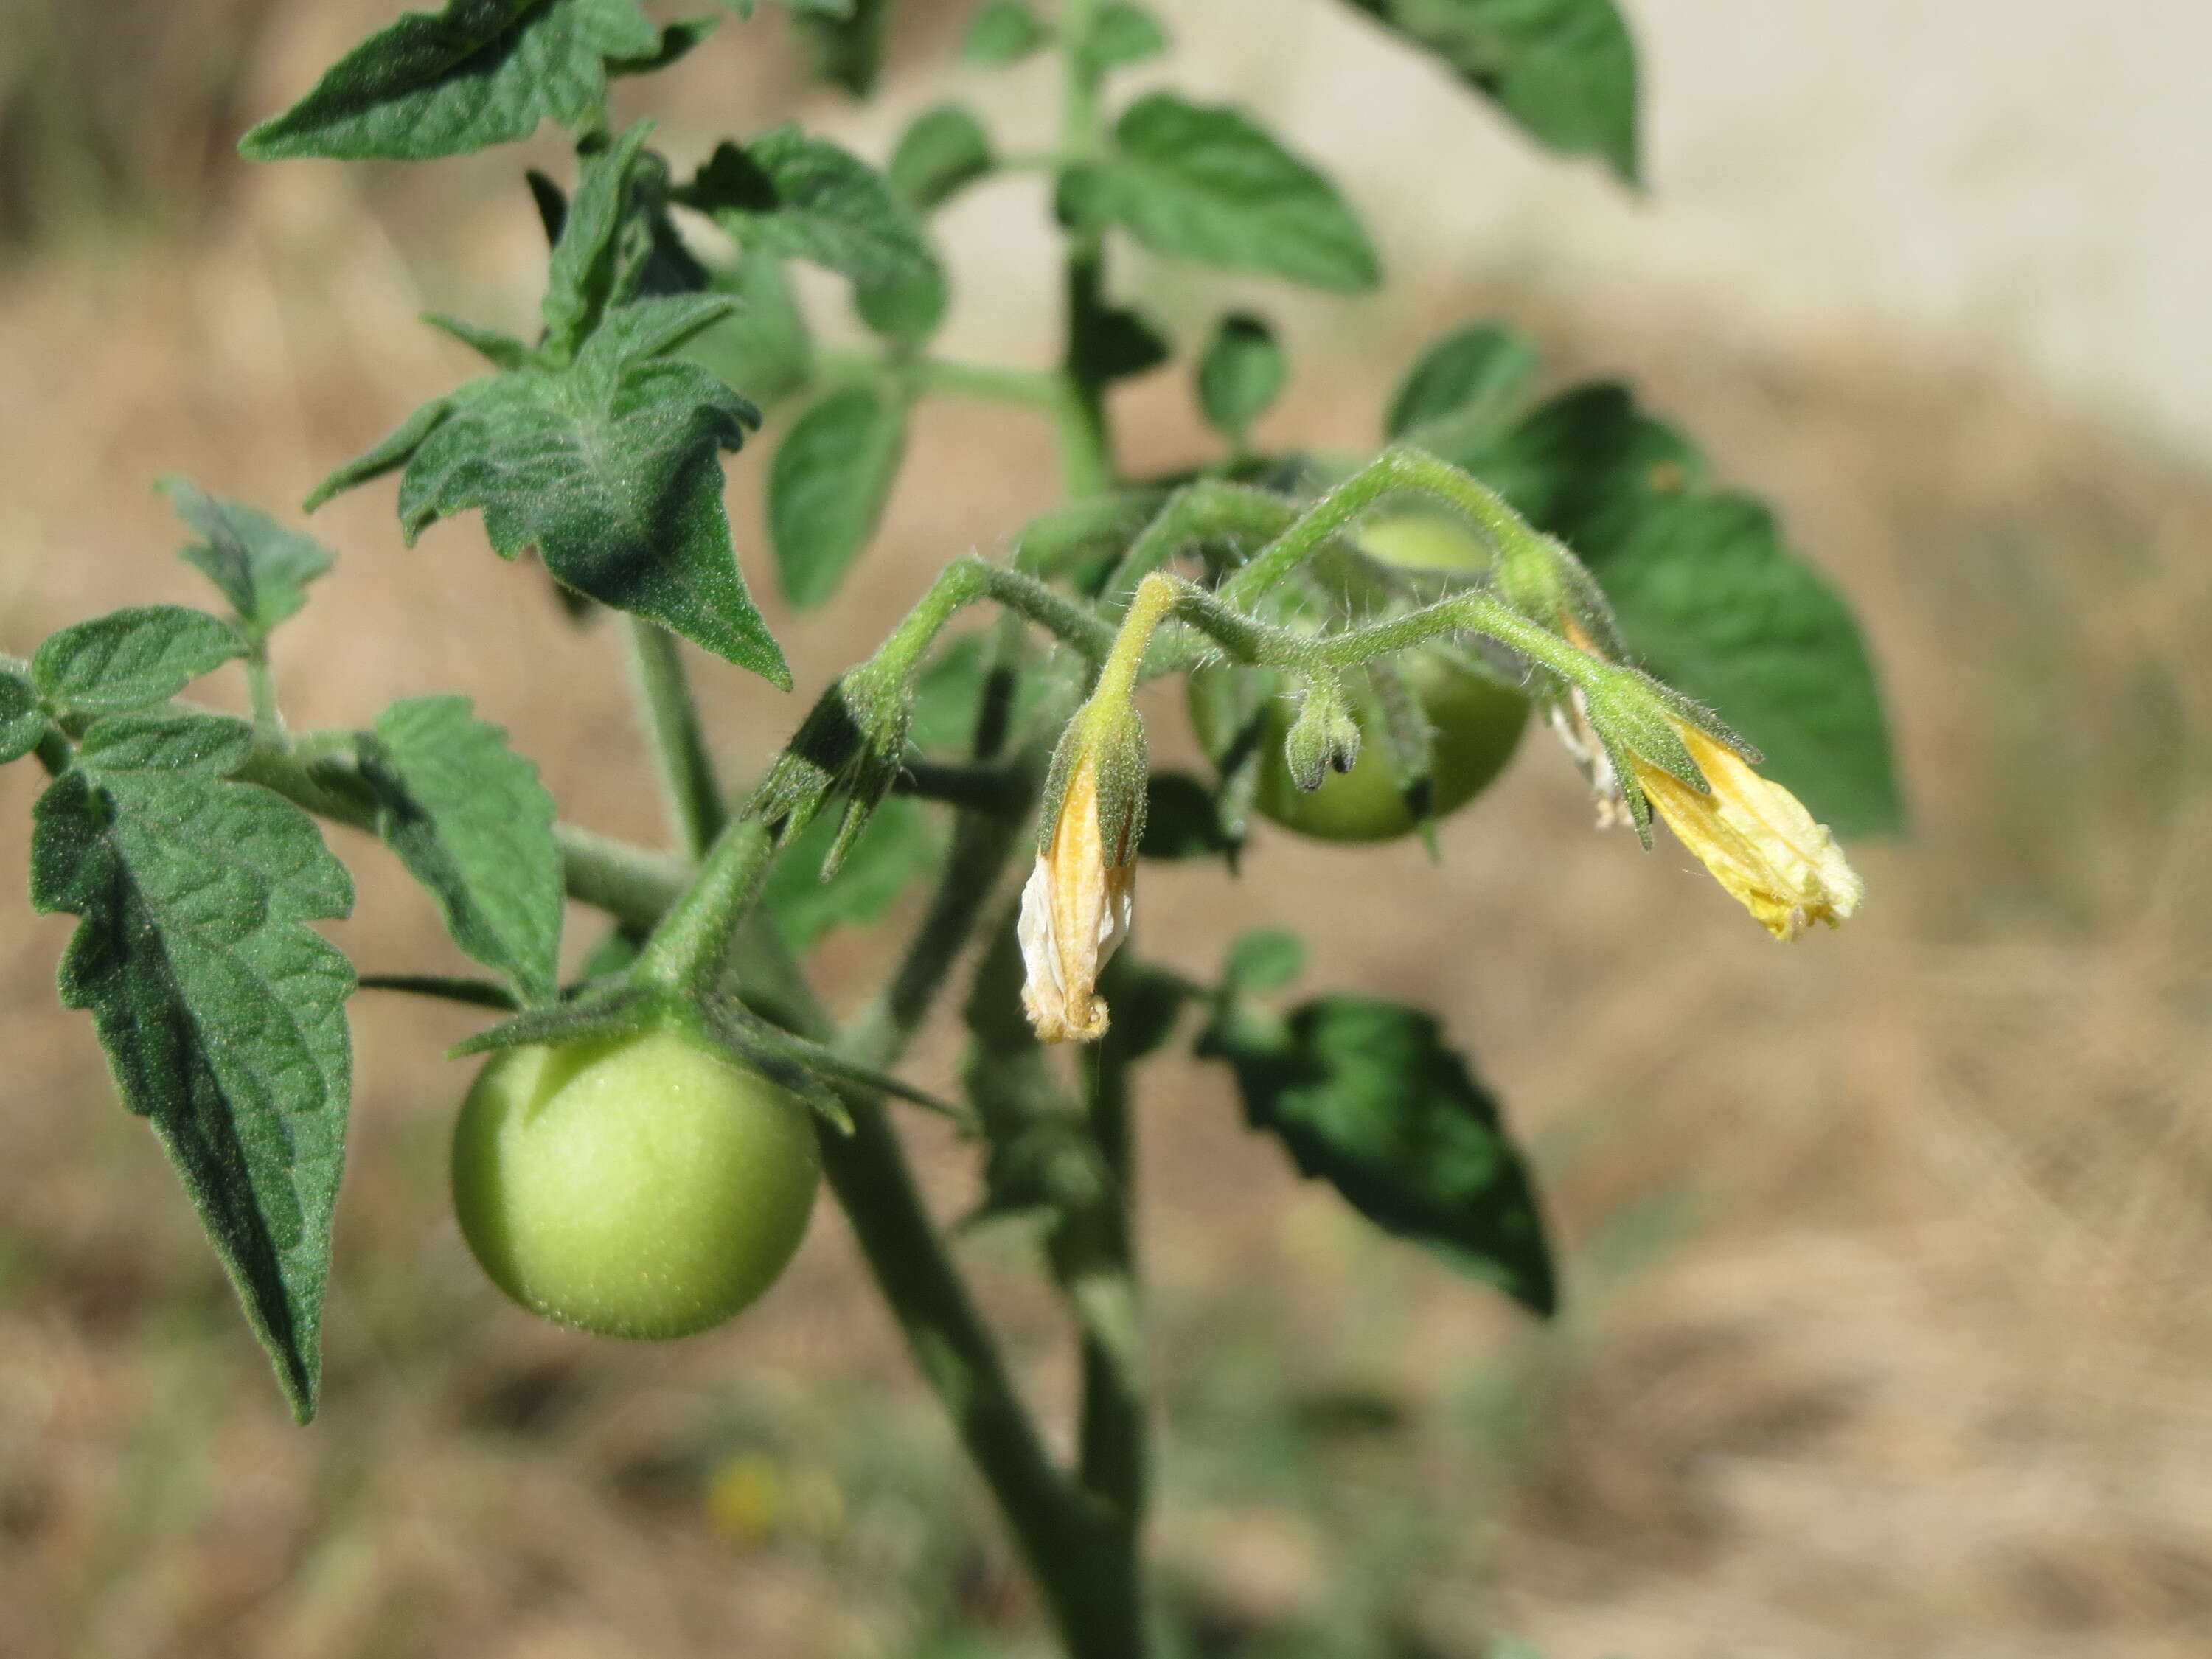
[689,254,815,411]
[886,103,995,214]
[313,296,789,684]
[33,606,245,717]
[542,122,657,360]
[1196,313,1287,445]
[1076,1,1168,74]
[1096,94,1380,293]
[0,664,46,764]
[159,478,337,642]
[854,257,950,345]
[960,1,1050,67]
[1201,994,1555,1315]
[1338,0,1640,185]
[360,696,564,1006]
[769,383,911,608]
[762,794,944,952]
[1384,321,1540,459]
[239,0,661,164]
[1470,384,1902,835]
[790,0,889,94]
[683,128,932,288]
[30,711,355,1419]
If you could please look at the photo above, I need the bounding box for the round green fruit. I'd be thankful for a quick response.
[1189,509,1530,844]
[451,1027,821,1340]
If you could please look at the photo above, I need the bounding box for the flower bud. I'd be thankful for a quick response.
[1020,703,1146,1044]
[1281,672,1362,792]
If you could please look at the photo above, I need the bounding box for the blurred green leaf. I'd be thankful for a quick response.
[1197,313,1288,444]
[1202,994,1556,1315]
[887,103,995,214]
[683,128,933,288]
[960,1,1050,66]
[689,254,815,411]
[33,605,244,717]
[769,383,911,608]
[1139,771,1236,861]
[1096,94,1380,293]
[160,478,336,642]
[239,0,659,163]
[1076,1,1169,74]
[1340,0,1640,184]
[31,710,354,1420]
[361,696,565,1006]
[1384,319,1540,459]
[1224,928,1305,993]
[308,296,787,684]
[763,794,943,951]
[789,0,889,93]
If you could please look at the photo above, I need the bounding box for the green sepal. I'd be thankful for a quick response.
[1282,669,1363,792]
[31,709,356,1419]
[1038,695,1148,868]
[446,984,655,1059]
[741,661,914,875]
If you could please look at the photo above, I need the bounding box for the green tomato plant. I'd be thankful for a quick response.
[1,3,1902,1655]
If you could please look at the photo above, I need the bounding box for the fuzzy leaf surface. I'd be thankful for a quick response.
[363,697,564,1006]
[684,128,931,288]
[161,479,337,641]
[33,607,245,717]
[29,712,355,1419]
[1340,0,1639,184]
[0,665,45,763]
[1096,94,1380,293]
[1203,994,1554,1315]
[315,297,787,683]
[239,0,661,163]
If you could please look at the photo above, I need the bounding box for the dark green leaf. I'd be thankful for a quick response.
[683,128,932,287]
[159,477,338,641]
[34,606,245,717]
[608,11,721,74]
[1097,94,1380,293]
[1139,771,1234,860]
[316,296,787,683]
[762,794,942,952]
[1225,928,1304,992]
[0,664,46,764]
[31,710,355,1419]
[1196,313,1287,442]
[1384,320,1540,459]
[687,254,814,411]
[1202,994,1554,1315]
[239,0,660,164]
[1070,296,1172,386]
[1470,384,1902,834]
[769,383,910,608]
[789,0,888,94]
[361,696,564,1005]
[1340,0,1639,184]
[541,122,657,358]
[886,103,994,213]
[960,1,1050,66]
[1077,1,1168,72]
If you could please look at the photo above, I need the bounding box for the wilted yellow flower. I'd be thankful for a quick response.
[1019,749,1136,1043]
[1632,724,1863,941]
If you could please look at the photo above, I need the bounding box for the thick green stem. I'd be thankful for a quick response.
[626,616,725,861]
[874,555,1119,686]
[1078,1029,1145,1526]
[1056,0,1117,502]
[245,648,283,735]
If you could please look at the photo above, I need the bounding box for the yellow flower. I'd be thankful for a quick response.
[1632,724,1863,941]
[1018,749,1136,1043]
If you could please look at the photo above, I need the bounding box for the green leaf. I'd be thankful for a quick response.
[1077,1,1168,73]
[1384,320,1540,459]
[542,122,657,358]
[682,127,933,288]
[1070,296,1172,386]
[762,794,942,952]
[422,312,535,370]
[361,697,564,1006]
[159,478,338,642]
[1139,771,1235,861]
[789,0,889,94]
[1471,384,1902,835]
[1340,0,1640,184]
[768,383,911,608]
[960,1,1050,66]
[1224,928,1304,992]
[1202,994,1554,1315]
[608,11,722,74]
[0,664,46,764]
[30,711,355,1419]
[1196,313,1287,443]
[239,0,661,164]
[1096,94,1380,293]
[688,254,814,411]
[33,606,245,717]
[854,257,950,344]
[886,103,994,214]
[315,298,787,684]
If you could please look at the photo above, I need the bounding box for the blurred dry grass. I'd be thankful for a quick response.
[5,4,2212,1657]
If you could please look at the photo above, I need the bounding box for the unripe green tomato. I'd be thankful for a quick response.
[1191,508,1529,844]
[451,1028,820,1340]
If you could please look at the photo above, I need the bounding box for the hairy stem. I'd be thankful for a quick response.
[626,616,726,861]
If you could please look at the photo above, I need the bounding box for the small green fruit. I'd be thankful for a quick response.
[451,1028,821,1340]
